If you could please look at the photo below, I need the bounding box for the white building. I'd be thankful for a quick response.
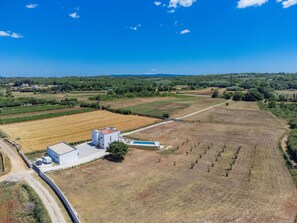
[92,127,121,149]
[46,142,79,165]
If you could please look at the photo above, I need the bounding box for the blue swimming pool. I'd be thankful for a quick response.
[132,141,156,145]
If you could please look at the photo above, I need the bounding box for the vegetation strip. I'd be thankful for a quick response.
[0,108,94,124]
[0,104,68,116]
[0,182,51,223]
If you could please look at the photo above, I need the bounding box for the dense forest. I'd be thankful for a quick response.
[1,73,297,102]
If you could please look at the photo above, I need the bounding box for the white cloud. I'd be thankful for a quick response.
[154,1,162,6]
[0,31,23,39]
[167,9,176,13]
[69,12,80,19]
[130,24,141,31]
[180,29,190,34]
[169,0,196,8]
[26,3,38,9]
[237,0,268,8]
[277,0,297,8]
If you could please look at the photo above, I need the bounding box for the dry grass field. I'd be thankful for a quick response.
[101,97,173,109]
[12,91,105,102]
[180,87,227,96]
[115,96,226,118]
[0,111,159,153]
[186,102,286,128]
[49,101,297,223]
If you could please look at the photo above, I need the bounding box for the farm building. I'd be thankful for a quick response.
[47,142,79,165]
[92,127,121,149]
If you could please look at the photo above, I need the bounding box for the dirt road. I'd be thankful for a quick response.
[0,140,66,223]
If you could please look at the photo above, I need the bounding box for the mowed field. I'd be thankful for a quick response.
[12,91,105,102]
[117,96,227,118]
[48,101,297,223]
[179,87,227,96]
[0,110,160,153]
[101,96,173,109]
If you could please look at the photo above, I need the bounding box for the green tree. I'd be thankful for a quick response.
[211,89,219,98]
[289,119,297,129]
[268,101,276,108]
[107,142,128,162]
[233,91,245,101]
[162,113,170,119]
[244,88,263,101]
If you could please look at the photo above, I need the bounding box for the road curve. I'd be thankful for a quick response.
[0,140,66,223]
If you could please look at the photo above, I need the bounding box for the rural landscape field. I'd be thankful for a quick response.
[0,110,160,153]
[0,74,297,223]
[1,0,297,222]
[49,101,297,223]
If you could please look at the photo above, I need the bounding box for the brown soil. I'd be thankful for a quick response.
[49,101,297,223]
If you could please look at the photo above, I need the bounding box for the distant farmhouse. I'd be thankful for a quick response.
[47,142,79,165]
[92,127,121,149]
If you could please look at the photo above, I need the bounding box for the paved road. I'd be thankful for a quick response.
[0,140,66,223]
[123,99,231,136]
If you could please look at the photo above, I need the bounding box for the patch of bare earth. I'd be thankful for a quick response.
[49,102,297,223]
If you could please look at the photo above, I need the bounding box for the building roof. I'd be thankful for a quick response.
[47,142,77,155]
[93,128,120,135]
[101,129,119,134]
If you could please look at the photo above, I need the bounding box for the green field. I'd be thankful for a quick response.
[0,104,68,116]
[0,108,94,124]
[124,97,196,117]
[12,91,105,102]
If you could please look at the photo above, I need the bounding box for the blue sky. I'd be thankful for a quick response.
[0,0,297,76]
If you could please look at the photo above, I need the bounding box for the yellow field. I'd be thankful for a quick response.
[0,111,159,153]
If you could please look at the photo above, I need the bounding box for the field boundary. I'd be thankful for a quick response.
[0,152,5,173]
[279,131,297,187]
[33,164,80,223]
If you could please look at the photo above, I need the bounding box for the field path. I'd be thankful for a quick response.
[0,140,66,223]
[123,99,231,136]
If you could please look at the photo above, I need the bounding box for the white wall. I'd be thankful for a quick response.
[92,131,100,146]
[59,151,79,165]
[103,131,120,149]
[92,130,121,149]
[47,148,78,165]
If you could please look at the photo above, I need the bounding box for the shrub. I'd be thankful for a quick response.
[106,142,128,162]
[289,119,297,129]
[162,113,170,118]
[211,89,219,98]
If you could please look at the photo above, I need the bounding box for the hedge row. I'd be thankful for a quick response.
[21,184,51,223]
